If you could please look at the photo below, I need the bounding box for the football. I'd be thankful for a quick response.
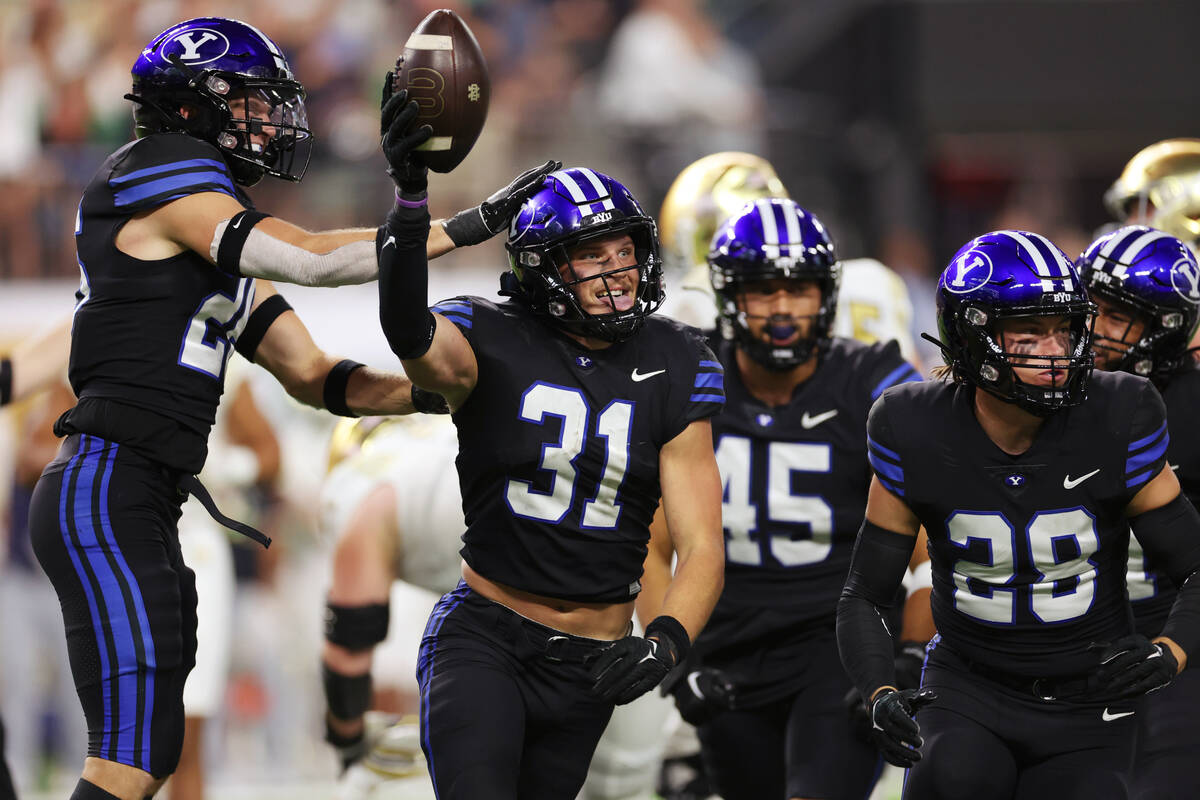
[394,9,490,173]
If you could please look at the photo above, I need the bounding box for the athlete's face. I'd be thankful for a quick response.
[997,314,1076,387]
[1090,294,1147,371]
[560,233,640,315]
[227,91,278,153]
[737,278,822,347]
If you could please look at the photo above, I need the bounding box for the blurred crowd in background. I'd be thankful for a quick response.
[0,0,1196,795]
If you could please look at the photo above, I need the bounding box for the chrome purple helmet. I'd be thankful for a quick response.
[708,198,839,369]
[1078,225,1200,383]
[505,168,664,342]
[130,17,311,185]
[935,230,1095,416]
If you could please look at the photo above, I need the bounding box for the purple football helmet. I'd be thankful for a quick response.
[708,198,839,370]
[130,17,311,185]
[935,230,1095,416]
[505,168,664,342]
[1078,225,1200,383]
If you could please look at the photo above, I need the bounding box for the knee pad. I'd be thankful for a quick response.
[325,601,390,651]
[323,663,373,721]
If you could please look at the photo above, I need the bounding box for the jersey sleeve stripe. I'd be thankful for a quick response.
[431,301,472,315]
[878,477,906,497]
[868,450,905,484]
[690,392,724,403]
[694,372,724,390]
[698,360,722,369]
[112,172,237,208]
[108,158,230,185]
[1126,435,1169,477]
[1126,467,1157,490]
[867,434,901,463]
[870,363,922,400]
[1129,420,1168,452]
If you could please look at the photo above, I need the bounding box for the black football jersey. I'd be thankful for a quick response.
[66,133,254,473]
[1128,364,1200,637]
[438,298,724,603]
[705,336,919,626]
[868,371,1169,677]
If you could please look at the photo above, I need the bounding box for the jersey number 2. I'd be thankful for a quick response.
[179,280,253,380]
[505,382,633,529]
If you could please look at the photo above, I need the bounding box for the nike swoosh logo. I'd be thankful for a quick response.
[631,368,666,382]
[1171,463,1180,471]
[1063,468,1100,489]
[382,234,397,250]
[1102,708,1135,722]
[801,409,839,429]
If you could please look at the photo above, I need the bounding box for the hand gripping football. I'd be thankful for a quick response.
[394,9,490,173]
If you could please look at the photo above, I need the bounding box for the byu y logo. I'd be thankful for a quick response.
[945,249,993,294]
[1171,257,1200,304]
[163,28,230,65]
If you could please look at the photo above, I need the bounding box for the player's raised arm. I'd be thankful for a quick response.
[241,280,442,417]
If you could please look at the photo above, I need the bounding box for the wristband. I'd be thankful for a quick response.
[411,385,449,414]
[645,615,691,666]
[323,360,366,417]
[0,357,10,406]
[235,293,293,361]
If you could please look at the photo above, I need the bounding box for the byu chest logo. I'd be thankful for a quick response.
[945,249,993,294]
[161,28,230,65]
[1171,257,1200,304]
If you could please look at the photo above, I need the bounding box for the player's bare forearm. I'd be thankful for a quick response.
[401,315,478,411]
[899,588,936,643]
[635,504,675,626]
[429,221,456,257]
[657,419,724,640]
[344,366,420,416]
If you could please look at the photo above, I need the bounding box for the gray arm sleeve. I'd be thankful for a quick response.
[210,219,379,286]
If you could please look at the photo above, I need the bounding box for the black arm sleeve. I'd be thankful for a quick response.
[1130,492,1200,658]
[377,205,436,360]
[0,357,10,406]
[837,521,918,699]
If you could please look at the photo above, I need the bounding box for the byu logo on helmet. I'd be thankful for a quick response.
[160,27,230,64]
[945,249,993,294]
[1171,256,1200,303]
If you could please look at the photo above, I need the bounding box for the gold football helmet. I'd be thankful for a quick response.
[326,416,395,473]
[1105,139,1200,245]
[658,152,789,276]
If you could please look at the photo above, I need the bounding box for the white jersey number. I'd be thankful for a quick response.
[179,279,254,380]
[505,383,634,529]
[715,435,833,567]
[947,508,1098,625]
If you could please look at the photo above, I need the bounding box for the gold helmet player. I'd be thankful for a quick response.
[1105,138,1200,246]
[658,152,920,365]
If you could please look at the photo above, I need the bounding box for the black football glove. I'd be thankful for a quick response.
[380,67,433,197]
[868,687,937,768]
[442,159,562,247]
[1093,634,1179,699]
[589,616,689,705]
[665,666,736,726]
[845,640,928,743]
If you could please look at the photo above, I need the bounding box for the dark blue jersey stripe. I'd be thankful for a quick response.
[871,363,922,400]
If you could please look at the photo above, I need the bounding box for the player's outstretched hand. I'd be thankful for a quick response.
[1093,634,1178,698]
[665,667,736,726]
[442,160,562,248]
[869,687,937,768]
[380,67,433,196]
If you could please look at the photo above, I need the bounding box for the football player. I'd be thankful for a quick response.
[641,198,923,800]
[657,151,921,366]
[26,17,550,800]
[0,318,72,799]
[1077,225,1200,799]
[837,230,1200,799]
[376,81,726,797]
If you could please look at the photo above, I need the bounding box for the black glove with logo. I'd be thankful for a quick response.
[665,666,737,726]
[442,160,562,247]
[845,640,928,742]
[589,615,690,706]
[869,687,937,768]
[380,67,433,199]
[1093,634,1179,699]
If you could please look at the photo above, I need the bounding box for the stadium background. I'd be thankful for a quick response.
[0,0,1196,797]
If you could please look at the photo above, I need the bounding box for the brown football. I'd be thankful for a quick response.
[394,9,490,173]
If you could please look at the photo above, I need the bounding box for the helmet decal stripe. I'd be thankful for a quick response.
[1110,229,1173,279]
[755,199,782,258]
[575,168,616,212]
[552,169,614,215]
[780,204,804,254]
[1001,230,1074,292]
